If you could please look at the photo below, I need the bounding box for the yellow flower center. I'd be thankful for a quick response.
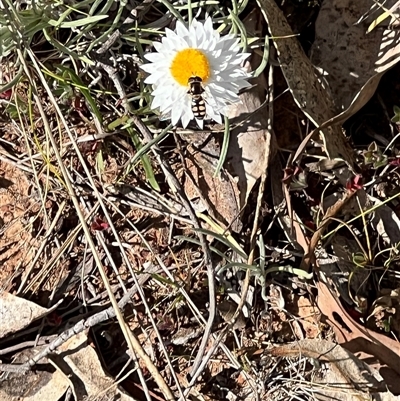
[170,48,210,86]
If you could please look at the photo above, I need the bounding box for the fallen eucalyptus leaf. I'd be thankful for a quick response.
[226,9,274,205]
[310,0,400,122]
[256,0,355,164]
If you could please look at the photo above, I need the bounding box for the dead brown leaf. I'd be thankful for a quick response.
[311,0,400,114]
[226,8,275,206]
[316,278,400,393]
[256,0,355,164]
[182,10,274,232]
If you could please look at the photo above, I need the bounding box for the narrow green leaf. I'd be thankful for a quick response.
[128,127,160,191]
[57,66,102,123]
[193,227,248,260]
[175,236,233,263]
[253,35,270,78]
[48,15,108,28]
[214,115,230,177]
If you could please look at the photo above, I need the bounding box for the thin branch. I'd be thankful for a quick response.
[0,264,159,373]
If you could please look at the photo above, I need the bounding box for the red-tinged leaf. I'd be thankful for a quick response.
[79,140,102,155]
[72,95,87,113]
[304,220,316,231]
[283,166,302,183]
[47,312,62,326]
[0,89,12,100]
[346,174,363,191]
[91,217,109,231]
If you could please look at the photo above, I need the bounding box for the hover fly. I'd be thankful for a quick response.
[187,75,206,120]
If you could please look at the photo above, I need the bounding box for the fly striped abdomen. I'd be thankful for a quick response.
[188,76,206,120]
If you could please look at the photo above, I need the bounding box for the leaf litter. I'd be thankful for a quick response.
[1,0,400,400]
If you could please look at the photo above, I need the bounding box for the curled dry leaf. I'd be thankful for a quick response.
[226,10,275,206]
[316,277,400,394]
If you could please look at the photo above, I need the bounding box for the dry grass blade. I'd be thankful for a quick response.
[301,189,357,270]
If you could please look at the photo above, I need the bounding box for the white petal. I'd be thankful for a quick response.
[181,109,192,128]
[140,63,155,73]
[176,19,189,38]
[196,118,204,129]
[153,41,163,52]
[165,27,177,40]
[170,114,179,126]
[204,17,214,35]
[171,104,184,126]
[144,71,166,84]
[144,52,164,63]
[181,95,193,115]
[206,103,222,124]
[151,94,165,110]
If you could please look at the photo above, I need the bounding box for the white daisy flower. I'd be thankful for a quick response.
[141,17,251,128]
